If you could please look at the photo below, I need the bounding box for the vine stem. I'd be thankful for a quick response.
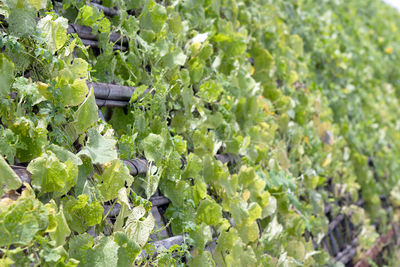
[103,200,117,221]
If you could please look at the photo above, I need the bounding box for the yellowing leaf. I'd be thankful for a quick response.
[37,15,68,54]
[124,205,154,247]
[94,159,133,201]
[197,199,222,226]
[27,0,46,10]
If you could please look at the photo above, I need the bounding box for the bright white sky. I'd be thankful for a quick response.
[383,0,400,10]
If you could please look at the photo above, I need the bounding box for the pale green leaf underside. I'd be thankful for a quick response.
[78,129,118,164]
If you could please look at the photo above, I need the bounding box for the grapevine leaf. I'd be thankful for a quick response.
[78,129,118,164]
[142,133,165,163]
[56,59,90,107]
[0,53,14,97]
[68,233,94,266]
[77,5,111,33]
[140,1,167,34]
[62,195,103,233]
[237,220,259,243]
[124,205,155,247]
[0,128,17,165]
[262,216,283,242]
[47,202,71,246]
[0,186,48,247]
[197,80,223,102]
[27,151,78,196]
[286,240,306,261]
[47,144,82,165]
[69,235,120,267]
[27,0,47,10]
[73,89,99,134]
[10,117,48,162]
[37,15,68,54]
[69,58,89,80]
[114,188,131,232]
[188,223,212,249]
[58,78,89,107]
[0,154,21,196]
[94,159,133,201]
[189,251,215,267]
[88,237,119,266]
[145,163,162,199]
[84,201,104,226]
[196,199,222,226]
[162,48,187,67]
[192,178,207,205]
[248,202,262,221]
[114,231,141,267]
[6,0,36,37]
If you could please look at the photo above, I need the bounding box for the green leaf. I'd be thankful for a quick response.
[13,77,45,105]
[228,197,250,226]
[250,43,275,86]
[27,0,47,10]
[88,237,119,267]
[196,199,222,226]
[197,80,223,102]
[63,195,103,233]
[114,232,141,267]
[213,229,241,266]
[57,76,89,107]
[237,220,259,244]
[70,58,89,80]
[10,117,48,162]
[73,89,99,134]
[47,144,82,166]
[27,151,78,196]
[77,5,111,33]
[47,202,71,246]
[0,128,17,165]
[0,53,14,97]
[248,202,262,221]
[160,179,190,206]
[0,155,21,196]
[56,59,89,106]
[78,129,118,164]
[84,201,104,226]
[189,251,215,267]
[183,153,202,179]
[286,240,306,261]
[188,223,212,249]
[262,195,276,218]
[68,233,94,266]
[94,159,133,201]
[192,178,207,205]
[145,163,162,199]
[0,186,48,247]
[140,1,167,34]
[6,0,36,37]
[142,133,165,163]
[69,235,120,267]
[75,156,94,196]
[162,48,187,68]
[37,15,68,54]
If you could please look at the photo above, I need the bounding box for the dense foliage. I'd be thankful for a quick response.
[1,0,400,266]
